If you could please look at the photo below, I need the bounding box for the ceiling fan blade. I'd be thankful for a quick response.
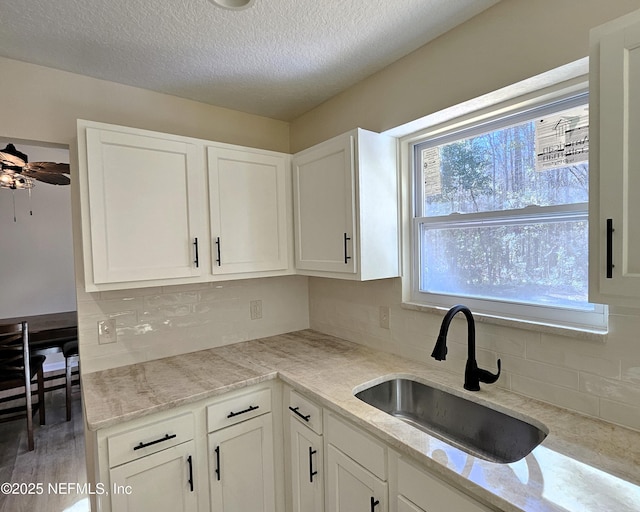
[0,150,26,167]
[22,169,71,185]
[24,162,70,174]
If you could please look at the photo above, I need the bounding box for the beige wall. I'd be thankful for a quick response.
[0,56,306,374]
[296,0,640,432]
[3,0,640,426]
[290,0,640,152]
[0,56,289,153]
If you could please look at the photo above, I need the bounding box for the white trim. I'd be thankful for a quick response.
[397,59,608,334]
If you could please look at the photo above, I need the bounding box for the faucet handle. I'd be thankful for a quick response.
[477,359,501,384]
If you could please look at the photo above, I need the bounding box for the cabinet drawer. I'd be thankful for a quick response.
[287,388,323,435]
[207,387,271,432]
[325,412,386,480]
[397,457,491,512]
[107,412,194,468]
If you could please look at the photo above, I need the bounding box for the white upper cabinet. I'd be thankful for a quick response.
[80,124,206,291]
[589,9,640,306]
[207,146,290,275]
[78,121,397,290]
[78,120,293,291]
[292,128,399,281]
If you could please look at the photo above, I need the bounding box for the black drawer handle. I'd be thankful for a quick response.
[289,406,311,422]
[193,238,199,268]
[606,218,614,279]
[187,455,194,492]
[214,446,221,481]
[227,404,259,419]
[309,447,317,483]
[133,433,177,451]
[370,496,380,511]
[215,237,222,266]
[344,232,351,264]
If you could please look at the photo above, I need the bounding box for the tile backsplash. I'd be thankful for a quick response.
[77,275,309,374]
[309,277,640,432]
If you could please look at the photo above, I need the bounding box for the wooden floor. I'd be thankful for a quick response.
[0,386,87,512]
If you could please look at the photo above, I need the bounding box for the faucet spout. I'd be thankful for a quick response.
[431,305,501,391]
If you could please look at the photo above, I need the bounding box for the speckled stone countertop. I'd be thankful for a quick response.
[82,330,640,512]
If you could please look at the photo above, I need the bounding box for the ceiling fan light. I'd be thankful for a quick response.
[0,172,35,189]
[208,0,255,10]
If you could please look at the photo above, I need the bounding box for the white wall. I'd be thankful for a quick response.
[294,0,640,433]
[0,142,76,318]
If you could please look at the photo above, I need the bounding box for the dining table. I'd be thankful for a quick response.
[0,310,77,356]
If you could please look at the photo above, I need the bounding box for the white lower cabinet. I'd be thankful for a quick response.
[327,444,387,512]
[397,495,425,512]
[286,387,324,512]
[208,413,276,512]
[98,411,200,512]
[109,440,198,512]
[92,382,494,512]
[290,415,324,512]
[91,384,278,512]
[325,412,388,512]
[389,452,492,512]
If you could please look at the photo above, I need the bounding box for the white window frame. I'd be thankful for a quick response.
[400,79,607,333]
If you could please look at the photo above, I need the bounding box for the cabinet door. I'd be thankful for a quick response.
[293,134,357,274]
[208,413,276,512]
[290,416,324,512]
[208,146,289,274]
[326,444,387,512]
[591,10,640,304]
[397,496,425,512]
[109,440,197,512]
[85,128,204,284]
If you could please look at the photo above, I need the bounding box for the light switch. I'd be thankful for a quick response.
[98,319,117,344]
[379,306,390,329]
[250,300,263,320]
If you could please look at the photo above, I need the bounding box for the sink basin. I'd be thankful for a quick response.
[355,378,547,463]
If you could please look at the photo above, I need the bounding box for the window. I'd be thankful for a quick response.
[410,92,607,331]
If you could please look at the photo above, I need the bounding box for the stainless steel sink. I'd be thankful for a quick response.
[355,378,547,463]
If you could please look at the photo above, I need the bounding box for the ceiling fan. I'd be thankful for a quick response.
[0,143,70,189]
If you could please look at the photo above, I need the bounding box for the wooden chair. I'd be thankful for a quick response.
[0,322,46,451]
[62,340,79,421]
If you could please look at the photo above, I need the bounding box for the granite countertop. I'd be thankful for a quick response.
[82,330,640,512]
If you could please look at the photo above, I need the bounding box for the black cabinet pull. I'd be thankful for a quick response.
[370,497,380,511]
[187,455,194,492]
[214,446,221,481]
[308,447,317,483]
[133,433,177,451]
[215,237,221,266]
[227,404,259,419]
[344,233,351,264]
[606,218,614,279]
[193,238,199,268]
[289,406,311,422]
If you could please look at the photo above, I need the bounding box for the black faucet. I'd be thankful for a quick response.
[431,305,501,391]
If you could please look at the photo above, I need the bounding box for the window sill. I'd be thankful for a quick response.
[401,301,608,343]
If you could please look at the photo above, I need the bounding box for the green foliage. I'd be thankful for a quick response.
[420,119,590,309]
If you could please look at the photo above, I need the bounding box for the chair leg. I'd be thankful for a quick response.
[37,366,45,426]
[66,357,72,421]
[26,381,34,451]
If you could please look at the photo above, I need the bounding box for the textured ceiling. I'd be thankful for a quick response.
[0,0,500,121]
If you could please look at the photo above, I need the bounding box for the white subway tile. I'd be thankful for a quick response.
[500,355,579,389]
[580,373,640,406]
[511,375,599,416]
[599,399,640,431]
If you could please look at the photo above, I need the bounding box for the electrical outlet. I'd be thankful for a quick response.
[379,306,390,329]
[250,300,263,320]
[98,319,117,344]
